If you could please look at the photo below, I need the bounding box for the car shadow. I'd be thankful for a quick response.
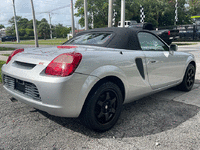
[195,79,200,84]
[34,85,200,139]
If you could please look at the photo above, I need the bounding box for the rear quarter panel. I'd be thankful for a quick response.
[76,48,153,103]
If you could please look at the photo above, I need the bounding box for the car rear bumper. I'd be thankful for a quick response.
[2,64,98,117]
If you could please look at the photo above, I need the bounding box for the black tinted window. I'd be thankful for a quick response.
[65,33,112,45]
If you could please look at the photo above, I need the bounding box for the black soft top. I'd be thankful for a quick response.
[75,27,143,50]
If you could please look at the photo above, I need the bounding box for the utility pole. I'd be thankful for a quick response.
[71,0,75,37]
[121,0,125,27]
[30,0,39,47]
[84,0,88,30]
[108,0,113,27]
[12,0,20,43]
[49,13,52,39]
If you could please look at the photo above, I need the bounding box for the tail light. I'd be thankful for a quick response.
[168,31,170,36]
[6,49,24,64]
[45,52,82,77]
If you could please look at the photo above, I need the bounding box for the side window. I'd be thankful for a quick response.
[138,32,169,51]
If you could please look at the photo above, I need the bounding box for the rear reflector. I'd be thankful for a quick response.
[57,46,77,49]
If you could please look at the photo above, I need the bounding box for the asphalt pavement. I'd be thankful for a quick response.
[0,43,200,149]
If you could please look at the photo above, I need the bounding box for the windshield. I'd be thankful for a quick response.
[65,32,113,45]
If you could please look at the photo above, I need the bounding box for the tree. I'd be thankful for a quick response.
[19,29,26,36]
[188,0,200,16]
[75,0,109,28]
[176,0,191,25]
[5,16,70,40]
[7,16,24,37]
[27,20,33,29]
[8,16,22,26]
[38,22,50,40]
[53,24,70,38]
[113,0,141,26]
[18,18,29,29]
[75,0,191,28]
[114,0,191,27]
[26,29,34,36]
[0,24,5,29]
[40,18,48,23]
[6,26,15,36]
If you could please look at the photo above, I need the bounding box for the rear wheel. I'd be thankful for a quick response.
[178,64,195,91]
[80,81,123,132]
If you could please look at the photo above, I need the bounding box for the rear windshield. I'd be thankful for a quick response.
[65,32,112,45]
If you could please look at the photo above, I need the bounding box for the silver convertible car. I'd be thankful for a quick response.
[2,28,196,131]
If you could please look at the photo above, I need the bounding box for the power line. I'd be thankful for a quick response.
[0,2,72,15]
[37,0,75,5]
[38,4,70,14]
[0,12,13,14]
[37,0,70,4]
[0,4,72,20]
[0,1,80,27]
[0,12,72,24]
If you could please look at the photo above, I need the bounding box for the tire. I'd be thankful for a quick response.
[80,81,123,132]
[178,64,195,91]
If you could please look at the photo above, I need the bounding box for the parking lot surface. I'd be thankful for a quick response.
[1,43,200,150]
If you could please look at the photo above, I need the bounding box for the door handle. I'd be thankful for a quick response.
[150,60,156,63]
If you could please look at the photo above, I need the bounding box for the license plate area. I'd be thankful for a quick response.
[15,79,25,93]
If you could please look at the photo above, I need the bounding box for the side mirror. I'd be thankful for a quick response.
[170,44,178,51]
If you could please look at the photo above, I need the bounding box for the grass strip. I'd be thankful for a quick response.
[175,43,198,46]
[0,61,6,83]
[2,54,10,57]
[0,38,68,45]
[0,47,16,51]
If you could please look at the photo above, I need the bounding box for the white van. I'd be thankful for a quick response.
[118,20,137,27]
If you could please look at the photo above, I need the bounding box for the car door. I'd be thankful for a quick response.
[138,31,185,90]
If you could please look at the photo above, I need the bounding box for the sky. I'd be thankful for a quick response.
[0,0,81,28]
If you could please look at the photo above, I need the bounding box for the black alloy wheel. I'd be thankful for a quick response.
[80,81,123,132]
[178,64,195,91]
[186,67,195,88]
[95,90,118,124]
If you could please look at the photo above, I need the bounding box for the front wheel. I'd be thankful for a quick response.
[178,64,195,91]
[80,81,123,132]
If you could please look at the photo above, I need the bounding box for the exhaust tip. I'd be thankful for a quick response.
[10,97,18,102]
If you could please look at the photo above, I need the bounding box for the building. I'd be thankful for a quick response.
[0,28,6,39]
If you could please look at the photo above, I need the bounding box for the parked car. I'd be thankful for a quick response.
[1,36,16,42]
[151,28,179,45]
[2,27,196,131]
[128,22,179,45]
[178,25,200,40]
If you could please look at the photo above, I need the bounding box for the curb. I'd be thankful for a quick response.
[0,51,12,61]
